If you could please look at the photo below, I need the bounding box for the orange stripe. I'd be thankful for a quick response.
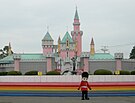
[0,86,135,91]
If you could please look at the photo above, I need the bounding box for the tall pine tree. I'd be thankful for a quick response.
[130,46,135,59]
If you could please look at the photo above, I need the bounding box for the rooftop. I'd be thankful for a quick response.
[0,53,46,64]
[42,32,53,41]
[90,53,114,60]
[61,31,74,43]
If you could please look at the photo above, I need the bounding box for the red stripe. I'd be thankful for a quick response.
[0,82,135,86]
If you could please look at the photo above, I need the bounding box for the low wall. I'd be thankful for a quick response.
[0,75,135,97]
[0,75,135,82]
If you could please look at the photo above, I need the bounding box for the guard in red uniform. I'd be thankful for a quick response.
[78,72,91,100]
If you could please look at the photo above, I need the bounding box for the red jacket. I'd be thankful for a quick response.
[78,81,91,91]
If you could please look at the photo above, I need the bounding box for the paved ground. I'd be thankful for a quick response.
[0,96,135,103]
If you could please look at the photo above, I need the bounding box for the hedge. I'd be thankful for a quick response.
[131,71,135,75]
[46,71,60,75]
[0,72,8,76]
[25,71,38,75]
[119,70,131,75]
[7,71,22,75]
[94,69,113,75]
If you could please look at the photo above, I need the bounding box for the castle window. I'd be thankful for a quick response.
[66,40,69,47]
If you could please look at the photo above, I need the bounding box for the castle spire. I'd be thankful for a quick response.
[90,37,95,55]
[91,37,94,45]
[74,7,79,20]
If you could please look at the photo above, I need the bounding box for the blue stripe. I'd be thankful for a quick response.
[0,92,135,97]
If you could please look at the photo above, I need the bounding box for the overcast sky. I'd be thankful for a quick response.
[0,0,135,58]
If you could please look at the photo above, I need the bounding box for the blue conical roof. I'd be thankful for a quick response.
[74,9,79,20]
[42,32,53,41]
[61,32,73,43]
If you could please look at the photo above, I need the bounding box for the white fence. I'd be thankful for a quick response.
[0,75,135,82]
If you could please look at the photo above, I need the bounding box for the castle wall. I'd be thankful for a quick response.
[0,75,135,82]
[5,67,14,72]
[0,67,14,72]
[60,51,67,59]
[0,64,14,72]
[89,60,116,74]
[121,60,135,71]
[60,51,75,59]
[46,58,52,72]
[20,61,47,74]
[1,59,135,74]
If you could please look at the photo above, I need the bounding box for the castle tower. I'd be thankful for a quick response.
[115,53,123,71]
[60,31,75,59]
[90,38,95,55]
[42,31,54,55]
[13,54,21,71]
[71,8,83,56]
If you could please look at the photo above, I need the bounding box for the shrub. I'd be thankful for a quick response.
[46,70,60,75]
[119,70,131,75]
[0,72,8,76]
[94,69,113,75]
[7,71,22,75]
[25,71,38,75]
[131,71,135,75]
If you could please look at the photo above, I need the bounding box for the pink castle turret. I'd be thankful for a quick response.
[71,8,83,56]
[42,31,54,72]
[42,31,54,55]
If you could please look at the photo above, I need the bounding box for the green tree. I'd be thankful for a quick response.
[130,46,135,59]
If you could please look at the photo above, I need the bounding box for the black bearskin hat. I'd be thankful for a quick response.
[82,72,89,78]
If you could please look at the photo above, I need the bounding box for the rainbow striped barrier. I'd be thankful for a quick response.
[0,82,135,97]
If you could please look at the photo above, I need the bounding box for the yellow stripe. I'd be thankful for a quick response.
[0,86,135,91]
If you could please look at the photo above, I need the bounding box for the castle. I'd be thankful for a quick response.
[0,9,135,74]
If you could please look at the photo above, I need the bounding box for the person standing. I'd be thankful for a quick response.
[78,72,91,100]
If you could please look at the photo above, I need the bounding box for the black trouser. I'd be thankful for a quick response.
[82,91,88,99]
